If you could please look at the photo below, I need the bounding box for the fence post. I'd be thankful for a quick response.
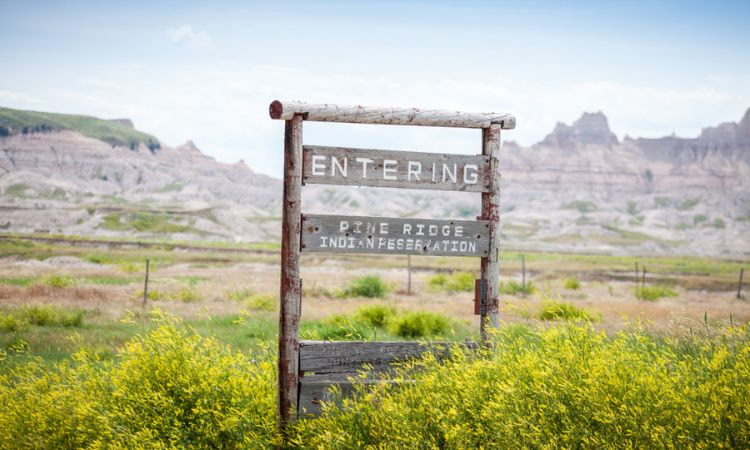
[278,114,303,430]
[521,254,526,293]
[634,262,639,292]
[480,124,501,343]
[407,255,412,295]
[142,257,150,306]
[642,266,646,289]
[738,268,745,299]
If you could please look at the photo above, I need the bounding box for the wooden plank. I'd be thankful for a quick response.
[298,380,399,416]
[480,124,501,342]
[269,100,516,129]
[300,340,451,374]
[302,145,490,192]
[278,115,303,425]
[301,214,490,257]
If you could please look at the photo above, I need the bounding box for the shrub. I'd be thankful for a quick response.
[635,285,678,301]
[44,275,75,289]
[175,288,201,303]
[388,311,449,338]
[0,305,85,328]
[428,272,474,292]
[563,277,581,290]
[355,304,396,327]
[500,280,534,295]
[246,294,276,312]
[0,318,277,448]
[539,300,598,322]
[0,314,28,332]
[341,275,388,298]
[294,323,750,448]
[300,315,375,341]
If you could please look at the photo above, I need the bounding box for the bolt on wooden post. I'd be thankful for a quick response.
[270,100,515,427]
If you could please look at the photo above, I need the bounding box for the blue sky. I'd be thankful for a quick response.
[1,0,748,176]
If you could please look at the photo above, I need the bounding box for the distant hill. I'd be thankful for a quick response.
[0,105,748,257]
[0,107,160,151]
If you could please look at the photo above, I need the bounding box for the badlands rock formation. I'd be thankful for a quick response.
[1,107,748,257]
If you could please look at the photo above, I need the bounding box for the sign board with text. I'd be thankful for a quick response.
[301,214,489,257]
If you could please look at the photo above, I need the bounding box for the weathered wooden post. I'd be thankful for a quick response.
[642,266,646,290]
[738,268,745,299]
[480,124,501,341]
[142,257,150,306]
[278,114,303,428]
[634,262,639,292]
[521,254,526,294]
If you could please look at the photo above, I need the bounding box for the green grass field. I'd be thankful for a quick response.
[0,233,748,448]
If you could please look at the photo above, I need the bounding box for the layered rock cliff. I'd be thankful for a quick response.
[1,106,748,257]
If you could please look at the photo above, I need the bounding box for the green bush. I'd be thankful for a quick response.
[175,288,201,303]
[355,304,396,328]
[341,275,388,298]
[0,314,28,333]
[0,306,84,330]
[635,285,678,301]
[500,280,534,295]
[428,272,474,292]
[294,324,750,448]
[539,300,598,322]
[246,294,275,312]
[388,311,450,338]
[563,277,581,290]
[44,275,75,289]
[300,315,376,341]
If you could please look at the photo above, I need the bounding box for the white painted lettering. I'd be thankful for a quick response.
[407,161,421,181]
[463,164,478,184]
[441,225,451,236]
[331,156,348,177]
[312,155,326,176]
[356,157,374,178]
[383,160,397,180]
[428,224,438,236]
[403,224,412,235]
[339,221,349,233]
[455,225,464,237]
[380,222,389,234]
[442,163,457,183]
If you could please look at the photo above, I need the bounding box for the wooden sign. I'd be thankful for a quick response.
[301,214,489,257]
[303,145,490,192]
[270,100,514,427]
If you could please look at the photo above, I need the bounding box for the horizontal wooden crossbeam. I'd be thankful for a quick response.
[269,100,516,129]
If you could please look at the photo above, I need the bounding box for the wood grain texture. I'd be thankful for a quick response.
[301,214,490,257]
[302,145,490,192]
[480,124,501,342]
[298,380,400,416]
[278,115,303,425]
[269,100,516,129]
[299,340,468,374]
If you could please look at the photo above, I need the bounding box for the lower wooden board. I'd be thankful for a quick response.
[301,214,489,257]
[298,379,400,416]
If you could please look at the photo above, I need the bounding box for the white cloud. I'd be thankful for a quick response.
[165,24,212,49]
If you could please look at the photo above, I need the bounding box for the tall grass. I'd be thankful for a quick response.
[0,318,747,448]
